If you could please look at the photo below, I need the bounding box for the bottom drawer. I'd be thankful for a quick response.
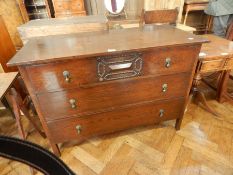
[47,98,185,143]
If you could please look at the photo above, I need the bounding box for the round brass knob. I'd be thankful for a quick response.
[69,99,77,109]
[162,84,168,92]
[63,70,71,82]
[76,125,82,134]
[165,58,171,68]
[159,109,164,117]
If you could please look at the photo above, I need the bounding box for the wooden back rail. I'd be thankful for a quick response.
[140,8,179,26]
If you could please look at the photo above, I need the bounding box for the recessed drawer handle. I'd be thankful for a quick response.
[76,125,82,134]
[165,58,171,68]
[159,109,164,117]
[69,99,77,109]
[63,70,71,82]
[109,63,132,70]
[162,84,168,92]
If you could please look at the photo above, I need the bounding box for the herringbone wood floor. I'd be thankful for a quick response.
[0,87,233,175]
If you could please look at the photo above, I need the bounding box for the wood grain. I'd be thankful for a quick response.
[37,74,189,121]
[8,24,207,66]
[9,25,204,155]
[0,93,233,175]
[25,45,199,93]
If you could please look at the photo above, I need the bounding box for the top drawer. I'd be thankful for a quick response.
[53,0,84,12]
[25,45,199,93]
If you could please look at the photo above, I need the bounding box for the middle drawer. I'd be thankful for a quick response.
[37,73,190,121]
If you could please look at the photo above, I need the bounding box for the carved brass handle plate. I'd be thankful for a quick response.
[76,125,82,134]
[69,99,77,109]
[162,84,168,92]
[159,109,164,117]
[63,70,71,83]
[165,58,171,68]
[97,53,143,82]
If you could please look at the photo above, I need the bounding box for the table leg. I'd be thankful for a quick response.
[192,73,219,116]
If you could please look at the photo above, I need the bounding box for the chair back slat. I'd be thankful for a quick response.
[140,8,179,26]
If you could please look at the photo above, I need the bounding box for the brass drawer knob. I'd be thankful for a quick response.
[165,58,171,68]
[69,99,77,109]
[162,84,168,92]
[159,109,164,117]
[76,125,82,134]
[63,70,71,82]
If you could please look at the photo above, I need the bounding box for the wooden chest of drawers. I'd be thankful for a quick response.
[8,25,207,156]
[52,0,86,18]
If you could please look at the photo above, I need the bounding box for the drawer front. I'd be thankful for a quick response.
[37,73,190,121]
[70,0,84,11]
[53,1,70,12]
[26,45,198,93]
[47,98,185,143]
[199,59,225,73]
[143,45,199,76]
[55,11,86,18]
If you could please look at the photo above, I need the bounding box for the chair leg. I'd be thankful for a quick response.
[9,88,46,139]
[10,92,26,139]
[20,105,46,138]
[183,10,189,25]
[1,96,15,119]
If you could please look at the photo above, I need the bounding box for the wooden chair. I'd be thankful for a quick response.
[183,0,212,33]
[0,15,45,138]
[9,87,46,139]
[140,8,179,26]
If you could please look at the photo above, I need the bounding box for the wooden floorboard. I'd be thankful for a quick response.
[0,89,233,175]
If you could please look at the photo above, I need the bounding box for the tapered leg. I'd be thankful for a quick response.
[12,101,26,139]
[51,143,61,157]
[1,96,15,119]
[9,88,46,138]
[175,117,183,130]
[20,105,46,138]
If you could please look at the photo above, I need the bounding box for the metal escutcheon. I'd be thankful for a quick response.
[162,84,168,92]
[159,109,164,117]
[76,125,82,134]
[165,58,171,68]
[69,99,77,109]
[63,70,71,82]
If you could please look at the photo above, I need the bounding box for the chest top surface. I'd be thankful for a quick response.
[200,34,233,61]
[8,25,207,66]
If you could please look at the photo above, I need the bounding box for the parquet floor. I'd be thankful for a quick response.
[0,87,233,175]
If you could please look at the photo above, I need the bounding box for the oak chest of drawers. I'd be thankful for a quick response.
[52,0,86,18]
[8,25,207,156]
